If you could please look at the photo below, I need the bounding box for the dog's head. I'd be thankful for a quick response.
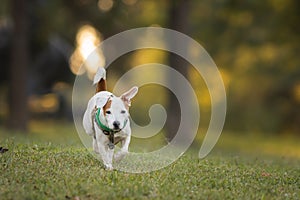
[96,86,138,131]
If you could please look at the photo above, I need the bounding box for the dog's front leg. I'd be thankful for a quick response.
[97,143,114,170]
[106,146,114,169]
[114,136,130,162]
[95,131,114,170]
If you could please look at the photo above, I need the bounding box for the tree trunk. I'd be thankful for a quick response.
[166,0,190,141]
[8,0,29,131]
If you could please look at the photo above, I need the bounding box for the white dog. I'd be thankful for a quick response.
[83,68,138,170]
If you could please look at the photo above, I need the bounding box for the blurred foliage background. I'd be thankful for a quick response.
[0,0,299,139]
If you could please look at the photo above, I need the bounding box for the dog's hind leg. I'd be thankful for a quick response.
[93,138,99,153]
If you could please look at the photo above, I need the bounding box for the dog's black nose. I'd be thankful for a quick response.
[113,121,120,129]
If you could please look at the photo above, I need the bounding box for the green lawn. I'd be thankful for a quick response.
[0,121,299,200]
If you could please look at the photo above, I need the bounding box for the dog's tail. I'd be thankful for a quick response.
[93,67,107,93]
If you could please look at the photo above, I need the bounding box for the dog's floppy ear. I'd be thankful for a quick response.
[121,86,138,107]
[96,96,109,108]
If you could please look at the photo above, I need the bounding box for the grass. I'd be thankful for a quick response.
[0,121,299,200]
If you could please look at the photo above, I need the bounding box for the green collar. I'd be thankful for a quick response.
[95,108,128,134]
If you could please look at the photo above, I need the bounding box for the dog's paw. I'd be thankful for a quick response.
[114,151,128,162]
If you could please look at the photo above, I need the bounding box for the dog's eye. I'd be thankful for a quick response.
[105,111,111,114]
[121,110,126,114]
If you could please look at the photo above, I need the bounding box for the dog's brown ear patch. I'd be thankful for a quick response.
[103,99,112,116]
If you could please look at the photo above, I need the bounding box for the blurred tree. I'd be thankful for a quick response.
[166,0,190,140]
[188,0,300,134]
[7,0,29,131]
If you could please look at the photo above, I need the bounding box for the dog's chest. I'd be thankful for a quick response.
[113,130,128,138]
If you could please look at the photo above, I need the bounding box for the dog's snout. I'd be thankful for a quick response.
[113,121,120,129]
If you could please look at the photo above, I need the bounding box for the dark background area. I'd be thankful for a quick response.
[0,0,299,137]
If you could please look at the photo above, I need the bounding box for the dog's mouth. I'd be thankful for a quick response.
[112,127,121,131]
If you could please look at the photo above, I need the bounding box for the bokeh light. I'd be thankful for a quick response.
[98,0,114,12]
[69,24,105,79]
